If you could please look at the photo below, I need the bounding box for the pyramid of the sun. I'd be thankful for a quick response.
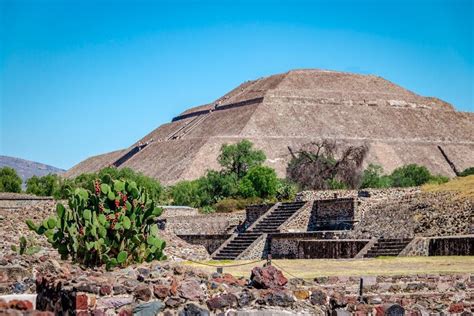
[67,69,474,184]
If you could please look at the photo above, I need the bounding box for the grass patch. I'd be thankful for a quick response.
[184,256,474,279]
[422,175,474,200]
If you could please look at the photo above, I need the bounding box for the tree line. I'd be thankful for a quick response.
[1,140,473,213]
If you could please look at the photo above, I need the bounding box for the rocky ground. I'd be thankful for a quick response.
[0,191,473,315]
[1,257,472,315]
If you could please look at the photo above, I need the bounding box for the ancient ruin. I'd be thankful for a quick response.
[66,69,474,185]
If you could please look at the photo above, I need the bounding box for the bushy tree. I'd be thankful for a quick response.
[239,166,278,198]
[287,141,368,190]
[275,179,298,201]
[218,140,266,178]
[0,167,22,193]
[390,164,432,187]
[26,174,61,197]
[360,164,392,189]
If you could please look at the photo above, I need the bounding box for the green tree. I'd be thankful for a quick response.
[218,140,266,178]
[389,164,432,187]
[238,165,278,198]
[360,164,392,189]
[26,174,61,197]
[0,167,22,193]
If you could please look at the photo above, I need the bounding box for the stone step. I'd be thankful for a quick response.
[365,251,402,256]
[252,229,279,233]
[264,215,294,220]
[372,244,408,249]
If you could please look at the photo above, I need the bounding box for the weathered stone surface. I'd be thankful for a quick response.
[134,284,152,302]
[310,290,327,305]
[293,289,310,300]
[178,279,205,301]
[178,303,210,316]
[132,300,164,316]
[153,284,170,300]
[258,289,295,307]
[250,265,288,289]
[206,293,238,310]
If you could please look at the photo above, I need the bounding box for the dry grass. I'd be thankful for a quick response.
[422,175,474,200]
[184,256,474,279]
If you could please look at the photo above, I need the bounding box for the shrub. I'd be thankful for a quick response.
[360,164,392,189]
[0,167,22,193]
[389,164,433,187]
[276,179,298,201]
[213,197,266,213]
[214,198,240,213]
[171,180,201,207]
[326,178,348,190]
[200,205,215,214]
[199,170,239,204]
[26,179,166,269]
[459,167,474,177]
[59,168,165,202]
[428,175,449,185]
[26,174,61,197]
[238,166,278,198]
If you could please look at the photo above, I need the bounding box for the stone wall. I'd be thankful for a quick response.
[159,206,198,218]
[297,240,368,259]
[165,211,245,235]
[310,198,355,230]
[428,236,473,256]
[245,204,273,226]
[269,232,350,259]
[400,235,474,256]
[0,193,54,210]
[295,188,420,202]
[177,234,231,254]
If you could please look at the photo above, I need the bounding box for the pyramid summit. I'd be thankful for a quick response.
[67,69,474,184]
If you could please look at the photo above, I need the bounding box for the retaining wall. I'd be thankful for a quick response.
[177,234,231,254]
[297,240,368,259]
[268,232,351,259]
[165,211,245,235]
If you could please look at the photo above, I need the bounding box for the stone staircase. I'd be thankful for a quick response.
[212,201,306,260]
[364,238,412,258]
[251,201,306,233]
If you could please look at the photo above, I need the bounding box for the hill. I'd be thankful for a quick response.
[66,69,474,184]
[0,155,64,186]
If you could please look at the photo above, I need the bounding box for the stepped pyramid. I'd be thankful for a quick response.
[66,69,474,184]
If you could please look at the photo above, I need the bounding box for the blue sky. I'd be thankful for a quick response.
[1,0,473,169]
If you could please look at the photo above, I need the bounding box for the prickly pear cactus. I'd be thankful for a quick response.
[26,179,166,269]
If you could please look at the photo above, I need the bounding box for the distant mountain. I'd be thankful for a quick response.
[0,156,65,186]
